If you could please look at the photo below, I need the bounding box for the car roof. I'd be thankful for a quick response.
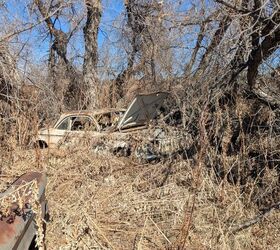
[60,108,126,117]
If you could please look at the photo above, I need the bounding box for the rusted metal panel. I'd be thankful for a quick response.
[0,172,47,250]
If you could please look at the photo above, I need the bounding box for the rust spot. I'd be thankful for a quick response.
[0,217,20,245]
[12,172,43,186]
[0,172,47,248]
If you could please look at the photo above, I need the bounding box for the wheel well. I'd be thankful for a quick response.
[36,140,48,149]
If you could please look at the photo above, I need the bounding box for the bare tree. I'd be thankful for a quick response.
[195,15,231,75]
[214,0,280,106]
[0,45,16,106]
[34,0,88,110]
[110,0,165,106]
[110,0,148,106]
[246,0,280,89]
[83,0,102,109]
[34,0,70,104]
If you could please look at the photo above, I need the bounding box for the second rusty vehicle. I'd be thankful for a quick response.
[0,172,48,250]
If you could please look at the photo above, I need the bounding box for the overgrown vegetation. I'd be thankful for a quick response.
[0,0,279,249]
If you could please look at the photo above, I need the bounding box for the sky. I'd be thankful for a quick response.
[3,0,278,79]
[0,0,222,78]
[1,0,125,66]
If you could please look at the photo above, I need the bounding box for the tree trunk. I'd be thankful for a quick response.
[195,16,231,75]
[35,0,72,109]
[110,0,140,106]
[83,0,102,109]
[185,22,206,76]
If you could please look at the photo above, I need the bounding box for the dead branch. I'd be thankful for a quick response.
[231,201,280,234]
[0,6,64,42]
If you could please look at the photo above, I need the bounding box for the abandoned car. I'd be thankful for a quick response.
[0,172,48,250]
[36,92,190,160]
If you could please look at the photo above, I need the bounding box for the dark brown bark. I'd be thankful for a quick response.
[215,0,280,95]
[247,28,280,88]
[83,0,102,108]
[35,0,68,65]
[185,23,206,76]
[35,0,74,109]
[111,0,143,106]
[247,2,280,88]
[196,16,231,74]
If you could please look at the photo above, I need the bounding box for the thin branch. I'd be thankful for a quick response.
[215,0,249,14]
[231,201,280,233]
[0,6,64,42]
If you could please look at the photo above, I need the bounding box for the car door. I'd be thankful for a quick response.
[63,116,99,146]
[43,116,71,146]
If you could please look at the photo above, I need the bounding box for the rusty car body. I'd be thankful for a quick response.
[36,107,126,148]
[0,172,48,250]
[36,92,190,160]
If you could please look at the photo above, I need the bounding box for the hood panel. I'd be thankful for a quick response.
[118,92,169,129]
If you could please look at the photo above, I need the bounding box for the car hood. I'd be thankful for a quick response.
[117,92,169,130]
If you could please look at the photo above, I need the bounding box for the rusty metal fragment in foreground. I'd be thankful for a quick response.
[0,172,48,250]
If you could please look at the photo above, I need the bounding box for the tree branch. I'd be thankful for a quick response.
[231,201,280,233]
[0,6,63,42]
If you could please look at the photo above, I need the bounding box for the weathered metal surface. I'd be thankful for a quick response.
[36,92,170,148]
[37,108,126,148]
[0,172,47,250]
[117,92,169,129]
[36,92,192,161]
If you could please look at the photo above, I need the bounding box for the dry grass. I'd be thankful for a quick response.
[0,72,279,249]
[0,144,279,249]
